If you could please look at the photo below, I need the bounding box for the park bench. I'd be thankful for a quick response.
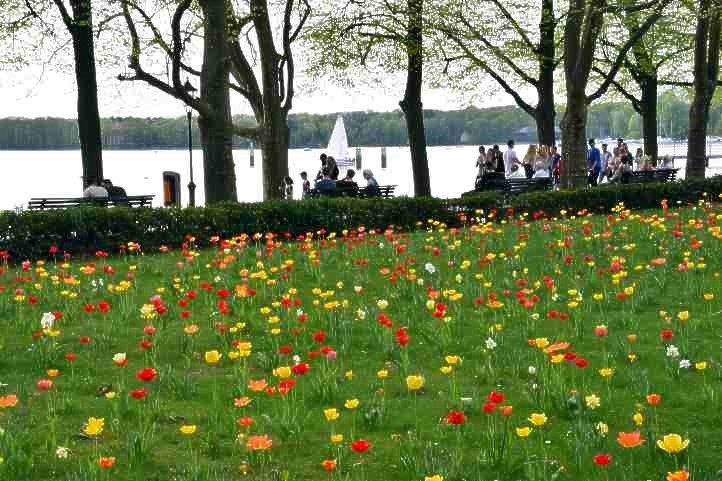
[624,168,679,184]
[306,185,396,199]
[27,195,155,211]
[503,177,553,195]
[462,176,552,197]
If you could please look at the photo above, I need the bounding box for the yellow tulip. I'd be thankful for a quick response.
[528,413,547,426]
[657,434,690,454]
[515,426,532,437]
[425,475,444,481]
[344,399,359,410]
[377,369,389,379]
[204,350,222,364]
[406,375,425,391]
[273,366,292,379]
[324,408,340,421]
[677,311,690,321]
[445,355,461,365]
[633,412,644,426]
[180,425,197,435]
[695,361,707,370]
[330,434,344,444]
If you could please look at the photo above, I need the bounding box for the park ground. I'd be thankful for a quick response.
[0,200,719,481]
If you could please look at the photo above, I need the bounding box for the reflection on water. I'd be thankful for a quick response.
[1,143,722,211]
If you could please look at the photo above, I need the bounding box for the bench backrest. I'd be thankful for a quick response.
[504,178,552,195]
[28,195,154,210]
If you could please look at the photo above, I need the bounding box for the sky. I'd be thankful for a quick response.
[0,64,521,119]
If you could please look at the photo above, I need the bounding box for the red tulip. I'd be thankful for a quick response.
[446,411,466,425]
[130,388,148,399]
[487,390,505,404]
[351,439,371,453]
[482,402,497,413]
[593,454,612,466]
[37,379,53,391]
[291,363,310,375]
[136,367,157,382]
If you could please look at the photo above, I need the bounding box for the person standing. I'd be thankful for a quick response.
[300,171,311,197]
[503,140,519,177]
[315,154,328,181]
[326,157,340,180]
[492,145,504,173]
[587,138,601,186]
[550,146,561,185]
[599,143,612,184]
[476,146,486,179]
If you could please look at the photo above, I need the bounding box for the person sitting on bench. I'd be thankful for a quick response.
[83,179,109,199]
[507,164,526,179]
[315,172,336,193]
[336,169,359,190]
[103,179,128,200]
[362,169,381,197]
[532,161,550,178]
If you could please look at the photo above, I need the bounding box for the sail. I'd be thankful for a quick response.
[327,115,352,165]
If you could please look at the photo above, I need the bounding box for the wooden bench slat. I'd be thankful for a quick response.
[27,195,154,211]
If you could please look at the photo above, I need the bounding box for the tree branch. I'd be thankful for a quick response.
[440,27,536,116]
[489,0,536,51]
[51,0,73,31]
[456,16,538,87]
[587,0,673,103]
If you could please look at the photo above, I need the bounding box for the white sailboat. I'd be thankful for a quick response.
[327,115,354,166]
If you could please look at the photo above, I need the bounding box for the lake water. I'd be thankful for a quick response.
[2,142,722,211]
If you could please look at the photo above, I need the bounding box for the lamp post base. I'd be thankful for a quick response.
[188,182,196,207]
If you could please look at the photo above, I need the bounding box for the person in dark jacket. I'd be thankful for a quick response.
[102,179,127,200]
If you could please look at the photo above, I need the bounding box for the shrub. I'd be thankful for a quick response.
[1,177,720,260]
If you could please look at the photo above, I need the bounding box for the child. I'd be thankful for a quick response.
[300,171,310,197]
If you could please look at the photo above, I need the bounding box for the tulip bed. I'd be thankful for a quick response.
[0,200,719,481]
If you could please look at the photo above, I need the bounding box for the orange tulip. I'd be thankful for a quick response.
[97,456,116,469]
[246,434,273,451]
[248,379,268,392]
[646,393,662,406]
[617,431,645,448]
[0,394,18,408]
[667,470,689,481]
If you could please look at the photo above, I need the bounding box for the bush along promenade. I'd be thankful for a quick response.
[2,176,722,260]
[0,184,717,481]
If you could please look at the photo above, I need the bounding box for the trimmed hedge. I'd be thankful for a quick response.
[1,178,721,260]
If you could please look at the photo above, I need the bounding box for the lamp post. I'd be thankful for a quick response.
[183,78,197,207]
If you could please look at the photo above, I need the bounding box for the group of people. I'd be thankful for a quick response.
[281,153,380,199]
[475,140,561,188]
[82,179,127,200]
[587,138,674,185]
[475,137,676,190]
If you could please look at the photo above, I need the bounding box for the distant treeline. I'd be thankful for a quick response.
[1,97,718,150]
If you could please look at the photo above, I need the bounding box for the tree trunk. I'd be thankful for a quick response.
[260,112,290,199]
[687,0,721,179]
[536,0,556,147]
[69,0,103,187]
[251,0,290,200]
[687,97,709,178]
[560,92,588,188]
[400,0,431,197]
[199,0,237,203]
[639,74,658,163]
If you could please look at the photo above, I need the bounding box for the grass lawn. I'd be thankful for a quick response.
[0,201,719,481]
